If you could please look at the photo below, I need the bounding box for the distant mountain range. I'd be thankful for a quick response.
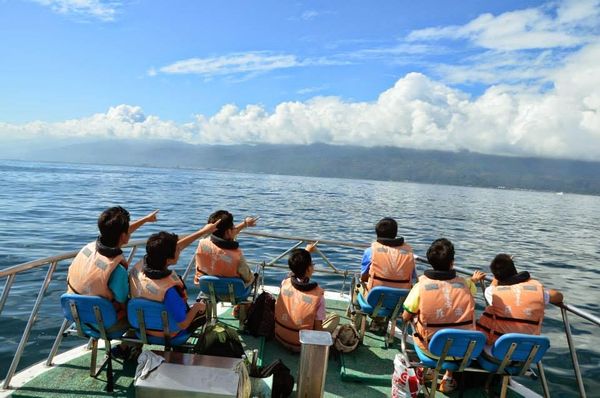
[7,139,600,195]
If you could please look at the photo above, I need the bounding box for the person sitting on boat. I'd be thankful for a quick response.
[358,217,416,331]
[129,220,220,336]
[477,254,563,346]
[275,244,340,352]
[402,238,486,393]
[66,206,158,359]
[194,210,257,287]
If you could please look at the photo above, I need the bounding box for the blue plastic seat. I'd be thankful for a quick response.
[477,333,550,397]
[127,298,192,348]
[413,329,487,397]
[354,286,409,347]
[197,275,253,320]
[60,293,128,392]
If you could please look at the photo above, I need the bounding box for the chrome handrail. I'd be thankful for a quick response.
[0,231,597,397]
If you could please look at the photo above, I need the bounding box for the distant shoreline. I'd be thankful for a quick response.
[3,148,599,197]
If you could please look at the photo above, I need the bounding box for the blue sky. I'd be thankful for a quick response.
[1,0,600,160]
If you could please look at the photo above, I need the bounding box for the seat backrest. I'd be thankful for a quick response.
[429,329,487,359]
[127,298,181,335]
[61,293,118,327]
[492,333,550,365]
[366,286,410,310]
[198,275,251,303]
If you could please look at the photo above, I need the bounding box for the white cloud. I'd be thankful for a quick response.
[3,42,600,161]
[407,0,599,51]
[156,52,300,77]
[301,10,319,21]
[31,0,120,22]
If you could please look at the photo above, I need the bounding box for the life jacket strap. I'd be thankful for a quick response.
[275,318,301,333]
[476,321,504,336]
[481,311,541,325]
[373,274,410,283]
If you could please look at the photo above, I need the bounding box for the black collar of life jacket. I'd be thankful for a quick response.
[142,255,172,280]
[497,271,531,286]
[424,269,457,281]
[210,234,240,250]
[376,237,405,247]
[96,237,123,258]
[289,273,319,292]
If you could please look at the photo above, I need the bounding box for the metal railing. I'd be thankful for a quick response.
[0,231,597,397]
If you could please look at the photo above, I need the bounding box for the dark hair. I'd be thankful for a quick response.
[288,249,312,278]
[490,254,517,281]
[375,217,397,239]
[97,206,130,247]
[208,210,234,239]
[426,238,455,271]
[145,231,179,271]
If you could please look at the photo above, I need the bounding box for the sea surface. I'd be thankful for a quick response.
[0,159,599,396]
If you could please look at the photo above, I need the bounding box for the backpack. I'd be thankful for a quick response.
[244,291,276,339]
[194,322,245,358]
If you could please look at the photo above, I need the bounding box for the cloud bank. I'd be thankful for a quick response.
[31,0,119,21]
[3,42,600,161]
[7,0,598,161]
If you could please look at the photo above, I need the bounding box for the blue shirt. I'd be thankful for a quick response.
[361,247,417,281]
[107,264,129,303]
[163,287,188,323]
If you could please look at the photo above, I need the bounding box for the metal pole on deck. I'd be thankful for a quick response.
[560,306,587,398]
[297,330,333,398]
[3,261,58,389]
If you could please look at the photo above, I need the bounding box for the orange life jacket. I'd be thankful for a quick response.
[129,259,187,337]
[477,279,545,344]
[67,242,125,301]
[194,238,242,284]
[367,242,415,290]
[129,259,186,302]
[414,275,475,351]
[274,278,324,351]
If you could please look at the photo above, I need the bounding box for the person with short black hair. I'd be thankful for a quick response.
[402,238,486,393]
[194,210,257,286]
[477,253,563,345]
[66,206,158,359]
[129,220,220,335]
[274,244,340,352]
[67,206,158,315]
[358,217,416,332]
[360,217,416,288]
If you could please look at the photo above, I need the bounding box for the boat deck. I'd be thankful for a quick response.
[7,296,522,398]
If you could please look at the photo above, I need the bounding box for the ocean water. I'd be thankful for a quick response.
[0,159,599,396]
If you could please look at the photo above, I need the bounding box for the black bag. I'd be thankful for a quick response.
[194,322,245,358]
[244,291,276,339]
[249,359,294,398]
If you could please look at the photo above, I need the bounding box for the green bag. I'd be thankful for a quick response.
[195,322,245,358]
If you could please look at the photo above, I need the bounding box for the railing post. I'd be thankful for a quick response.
[3,261,58,389]
[182,255,195,282]
[46,318,70,366]
[0,274,16,316]
[560,306,587,398]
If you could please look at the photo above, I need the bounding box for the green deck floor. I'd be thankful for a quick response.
[10,298,520,398]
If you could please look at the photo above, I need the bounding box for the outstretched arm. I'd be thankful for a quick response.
[469,270,487,283]
[177,220,221,252]
[234,216,259,235]
[128,209,159,234]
